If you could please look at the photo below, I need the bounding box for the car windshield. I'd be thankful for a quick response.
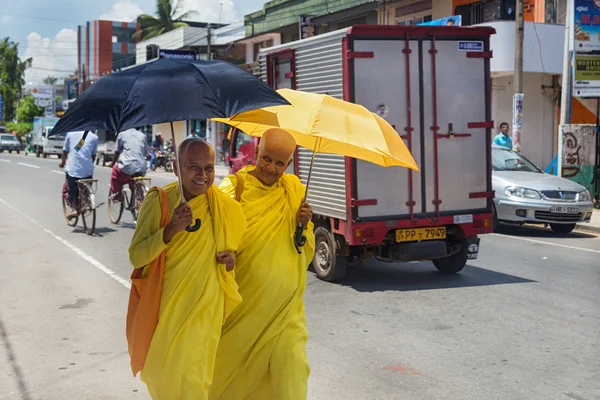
[1,135,18,141]
[492,147,542,173]
[50,133,65,140]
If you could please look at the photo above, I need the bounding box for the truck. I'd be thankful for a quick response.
[228,25,496,282]
[95,129,117,166]
[29,116,63,158]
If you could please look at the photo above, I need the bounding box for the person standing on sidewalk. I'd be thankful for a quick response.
[493,122,513,149]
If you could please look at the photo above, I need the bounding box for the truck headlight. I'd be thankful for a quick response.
[505,186,542,200]
[578,190,592,202]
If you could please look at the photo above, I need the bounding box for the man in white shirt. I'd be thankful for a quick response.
[59,131,99,213]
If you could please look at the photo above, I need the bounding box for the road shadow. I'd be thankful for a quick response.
[71,227,117,237]
[0,314,33,400]
[496,224,597,239]
[322,261,535,293]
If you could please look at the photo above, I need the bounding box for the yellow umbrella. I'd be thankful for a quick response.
[214,88,419,170]
[213,89,420,250]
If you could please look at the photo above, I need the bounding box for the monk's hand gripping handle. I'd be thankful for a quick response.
[294,224,306,253]
[185,218,202,232]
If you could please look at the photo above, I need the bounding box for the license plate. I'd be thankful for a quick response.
[550,206,579,214]
[396,227,447,243]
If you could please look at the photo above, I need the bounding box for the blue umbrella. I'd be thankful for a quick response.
[53,58,289,232]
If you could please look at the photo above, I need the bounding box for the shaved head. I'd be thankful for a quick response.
[259,128,296,161]
[175,138,215,199]
[178,137,214,161]
[252,128,296,186]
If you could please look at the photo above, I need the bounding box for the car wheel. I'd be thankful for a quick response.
[550,223,576,235]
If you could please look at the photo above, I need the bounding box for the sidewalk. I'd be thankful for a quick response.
[576,209,600,235]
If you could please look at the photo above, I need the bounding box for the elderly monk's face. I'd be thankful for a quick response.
[254,144,293,186]
[176,141,215,198]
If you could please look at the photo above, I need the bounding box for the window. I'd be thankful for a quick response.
[112,36,117,43]
[397,15,432,25]
[455,2,484,25]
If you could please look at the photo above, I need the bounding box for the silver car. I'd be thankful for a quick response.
[492,145,594,234]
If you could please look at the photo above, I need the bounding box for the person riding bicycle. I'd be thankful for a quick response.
[110,128,148,204]
[59,131,99,216]
[148,133,163,170]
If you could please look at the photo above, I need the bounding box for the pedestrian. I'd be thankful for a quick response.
[210,128,315,400]
[110,128,147,203]
[149,133,162,170]
[493,122,513,149]
[59,131,99,217]
[222,135,230,166]
[128,138,247,399]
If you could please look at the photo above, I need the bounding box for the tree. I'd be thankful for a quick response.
[0,38,31,123]
[6,121,32,138]
[135,0,190,41]
[43,76,57,84]
[17,95,44,124]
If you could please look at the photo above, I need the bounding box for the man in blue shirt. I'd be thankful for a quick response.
[493,122,513,149]
[59,131,99,213]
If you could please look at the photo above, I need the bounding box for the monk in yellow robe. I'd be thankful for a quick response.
[211,128,316,399]
[129,138,246,399]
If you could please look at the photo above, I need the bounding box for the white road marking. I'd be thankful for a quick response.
[18,162,40,169]
[0,198,131,290]
[0,159,10,163]
[52,170,65,175]
[491,233,600,254]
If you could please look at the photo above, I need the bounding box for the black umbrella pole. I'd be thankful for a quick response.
[294,139,319,249]
[170,121,201,232]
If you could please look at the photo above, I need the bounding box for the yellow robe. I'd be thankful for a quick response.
[210,166,316,400]
[129,181,246,400]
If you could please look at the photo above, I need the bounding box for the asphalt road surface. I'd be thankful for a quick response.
[1,152,599,400]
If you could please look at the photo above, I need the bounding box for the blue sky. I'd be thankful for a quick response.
[0,0,265,81]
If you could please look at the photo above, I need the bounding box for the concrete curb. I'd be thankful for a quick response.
[575,223,600,235]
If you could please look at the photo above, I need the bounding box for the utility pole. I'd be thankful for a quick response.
[512,0,524,153]
[558,0,573,176]
[207,24,212,61]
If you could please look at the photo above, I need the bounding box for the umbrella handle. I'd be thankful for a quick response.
[294,224,307,250]
[185,218,202,232]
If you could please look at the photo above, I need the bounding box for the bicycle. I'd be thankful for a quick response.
[62,178,103,235]
[107,176,151,224]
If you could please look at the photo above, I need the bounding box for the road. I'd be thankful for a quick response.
[1,151,599,400]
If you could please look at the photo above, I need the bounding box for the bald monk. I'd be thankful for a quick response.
[129,138,247,399]
[211,128,315,399]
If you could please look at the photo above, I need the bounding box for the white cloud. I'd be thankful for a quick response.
[179,0,239,24]
[99,0,145,22]
[1,15,14,24]
[23,29,78,83]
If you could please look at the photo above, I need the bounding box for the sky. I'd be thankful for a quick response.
[0,0,266,83]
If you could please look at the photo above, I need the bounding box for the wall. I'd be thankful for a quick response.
[560,124,598,196]
[491,73,556,168]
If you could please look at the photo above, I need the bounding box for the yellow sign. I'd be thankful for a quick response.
[395,227,446,243]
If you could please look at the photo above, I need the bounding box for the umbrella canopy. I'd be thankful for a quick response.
[213,88,419,171]
[51,58,290,135]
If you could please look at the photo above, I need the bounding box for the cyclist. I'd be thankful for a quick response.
[59,131,99,216]
[110,128,148,204]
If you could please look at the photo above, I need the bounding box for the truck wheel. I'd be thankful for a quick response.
[36,148,41,157]
[550,223,575,235]
[432,246,467,274]
[102,156,106,166]
[312,226,347,282]
[43,152,47,158]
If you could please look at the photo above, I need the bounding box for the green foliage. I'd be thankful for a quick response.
[135,0,190,40]
[0,37,31,122]
[6,121,32,137]
[17,95,44,123]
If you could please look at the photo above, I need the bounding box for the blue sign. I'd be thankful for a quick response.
[159,49,197,60]
[458,41,484,52]
[419,15,462,26]
[0,94,3,121]
[574,0,600,51]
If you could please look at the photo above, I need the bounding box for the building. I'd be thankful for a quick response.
[77,20,140,93]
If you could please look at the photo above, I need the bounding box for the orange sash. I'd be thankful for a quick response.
[125,187,170,376]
